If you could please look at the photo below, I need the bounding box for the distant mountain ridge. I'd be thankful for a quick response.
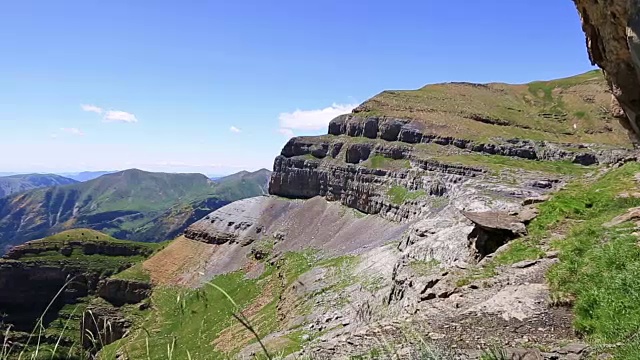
[61,171,118,182]
[0,168,272,253]
[0,174,78,198]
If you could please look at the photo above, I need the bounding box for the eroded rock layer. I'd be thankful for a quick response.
[573,0,640,136]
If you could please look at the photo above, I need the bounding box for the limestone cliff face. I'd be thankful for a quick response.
[573,0,640,136]
[191,72,637,270]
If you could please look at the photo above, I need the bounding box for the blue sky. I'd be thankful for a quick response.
[0,0,595,175]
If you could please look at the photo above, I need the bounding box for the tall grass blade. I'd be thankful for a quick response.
[18,276,77,360]
[206,282,272,360]
[50,304,80,359]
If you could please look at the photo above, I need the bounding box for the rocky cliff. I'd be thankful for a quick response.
[266,71,635,267]
[573,0,640,137]
[0,229,157,357]
[101,71,639,359]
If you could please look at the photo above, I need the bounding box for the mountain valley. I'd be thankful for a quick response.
[0,168,271,254]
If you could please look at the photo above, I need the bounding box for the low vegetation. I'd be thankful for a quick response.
[434,153,591,176]
[355,70,629,146]
[455,162,640,358]
[539,163,640,358]
[363,155,411,170]
[387,186,427,205]
[100,251,327,359]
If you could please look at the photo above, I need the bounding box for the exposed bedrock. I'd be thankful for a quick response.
[327,114,633,163]
[182,196,408,283]
[0,261,100,331]
[82,304,131,351]
[573,0,640,137]
[97,278,152,306]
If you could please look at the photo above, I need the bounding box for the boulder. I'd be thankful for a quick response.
[603,207,640,228]
[462,211,527,236]
[463,211,528,258]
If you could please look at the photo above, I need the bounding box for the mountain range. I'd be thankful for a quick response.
[0,168,271,253]
[59,171,118,182]
[0,173,78,198]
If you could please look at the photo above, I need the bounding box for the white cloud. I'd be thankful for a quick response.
[50,134,58,139]
[104,110,138,123]
[229,126,242,133]
[61,127,84,136]
[82,104,138,123]
[278,103,357,136]
[81,104,103,114]
[277,128,295,137]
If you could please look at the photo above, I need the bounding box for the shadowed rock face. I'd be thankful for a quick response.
[573,0,640,138]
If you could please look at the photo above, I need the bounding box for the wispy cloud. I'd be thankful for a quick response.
[81,104,138,123]
[278,103,357,136]
[104,110,138,123]
[81,104,103,114]
[229,126,242,133]
[61,127,85,136]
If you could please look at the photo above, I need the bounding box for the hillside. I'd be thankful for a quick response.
[62,170,117,182]
[0,168,272,254]
[0,173,78,198]
[351,70,632,146]
[0,229,160,358]
[77,71,640,359]
[213,168,271,200]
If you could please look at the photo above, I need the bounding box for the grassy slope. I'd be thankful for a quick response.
[213,168,271,201]
[99,251,333,359]
[8,228,160,273]
[456,163,640,358]
[355,70,631,146]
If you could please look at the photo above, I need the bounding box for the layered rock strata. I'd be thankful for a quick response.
[574,0,640,136]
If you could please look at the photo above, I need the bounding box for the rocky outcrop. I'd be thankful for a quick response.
[4,239,154,260]
[0,260,101,331]
[82,304,131,351]
[463,211,529,259]
[97,278,152,306]
[573,0,640,137]
[0,231,155,333]
[183,197,407,283]
[327,115,633,164]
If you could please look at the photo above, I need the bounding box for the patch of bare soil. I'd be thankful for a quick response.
[142,236,218,287]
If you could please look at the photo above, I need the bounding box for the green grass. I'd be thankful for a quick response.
[101,250,319,359]
[536,162,640,358]
[354,70,629,146]
[454,162,640,357]
[574,111,587,119]
[387,186,427,205]
[363,155,411,170]
[111,263,151,282]
[434,153,592,176]
[9,229,159,276]
[409,259,441,276]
